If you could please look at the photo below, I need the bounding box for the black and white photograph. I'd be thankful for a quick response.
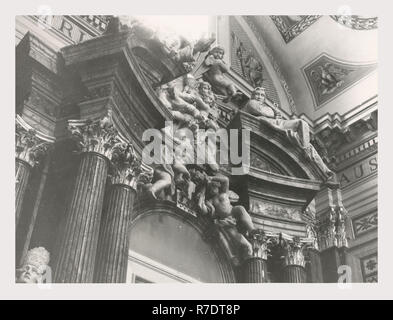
[2,0,392,304]
[13,13,378,285]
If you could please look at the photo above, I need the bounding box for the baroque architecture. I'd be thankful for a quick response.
[15,15,377,283]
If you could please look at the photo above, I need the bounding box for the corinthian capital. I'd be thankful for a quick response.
[280,235,313,268]
[67,110,120,159]
[15,117,53,167]
[247,229,276,260]
[109,142,141,187]
[318,205,349,251]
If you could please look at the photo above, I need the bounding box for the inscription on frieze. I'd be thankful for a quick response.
[338,154,377,187]
[32,15,108,44]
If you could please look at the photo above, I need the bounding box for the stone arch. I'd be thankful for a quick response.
[128,200,237,283]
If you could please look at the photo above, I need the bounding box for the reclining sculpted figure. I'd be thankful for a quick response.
[243,87,333,178]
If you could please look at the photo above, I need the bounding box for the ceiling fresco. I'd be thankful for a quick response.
[302,53,377,109]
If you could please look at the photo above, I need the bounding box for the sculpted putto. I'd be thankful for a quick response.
[144,134,192,200]
[195,80,220,130]
[203,46,241,103]
[157,82,203,127]
[243,87,333,178]
[16,247,50,283]
[158,79,220,131]
[196,174,256,257]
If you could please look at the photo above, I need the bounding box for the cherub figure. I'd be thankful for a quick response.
[203,46,241,103]
[197,174,255,257]
[157,86,194,126]
[145,129,193,200]
[178,76,211,114]
[197,81,220,130]
[157,82,204,128]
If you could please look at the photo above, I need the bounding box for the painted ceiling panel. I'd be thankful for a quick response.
[243,15,378,120]
[303,54,377,109]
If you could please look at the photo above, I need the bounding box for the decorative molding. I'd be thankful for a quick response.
[128,250,202,283]
[302,95,378,135]
[336,135,377,165]
[270,16,321,43]
[302,53,377,109]
[79,15,111,33]
[309,108,377,168]
[330,16,377,30]
[249,199,303,222]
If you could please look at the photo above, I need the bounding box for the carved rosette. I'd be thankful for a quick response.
[67,111,121,160]
[16,122,51,167]
[109,142,141,188]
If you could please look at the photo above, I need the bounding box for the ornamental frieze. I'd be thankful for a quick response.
[249,199,303,222]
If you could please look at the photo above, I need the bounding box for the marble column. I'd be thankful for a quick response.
[54,111,123,283]
[243,230,271,283]
[94,142,139,283]
[282,237,307,283]
[15,121,51,228]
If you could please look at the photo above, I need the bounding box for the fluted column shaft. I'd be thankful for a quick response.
[15,117,51,228]
[283,265,307,283]
[15,159,32,227]
[281,236,309,283]
[242,229,271,283]
[243,257,268,283]
[94,184,136,283]
[54,152,109,283]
